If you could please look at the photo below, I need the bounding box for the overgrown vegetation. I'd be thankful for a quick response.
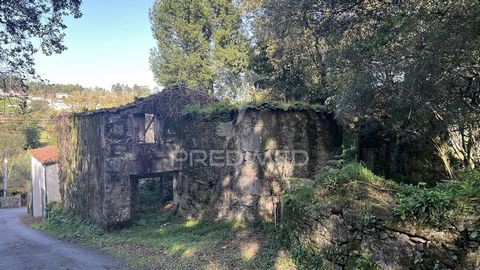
[290,162,480,228]
[34,203,296,270]
[33,163,479,269]
[278,163,480,269]
[284,162,480,234]
[396,170,480,228]
[182,99,327,117]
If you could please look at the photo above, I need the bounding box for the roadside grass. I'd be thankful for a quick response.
[32,205,296,270]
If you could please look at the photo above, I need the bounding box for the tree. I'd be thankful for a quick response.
[131,84,151,96]
[247,0,480,170]
[24,124,42,149]
[149,0,249,94]
[246,0,335,102]
[327,1,480,170]
[0,0,82,80]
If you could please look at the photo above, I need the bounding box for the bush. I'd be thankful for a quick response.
[315,162,399,190]
[182,104,201,114]
[313,164,479,228]
[35,203,104,240]
[395,169,480,227]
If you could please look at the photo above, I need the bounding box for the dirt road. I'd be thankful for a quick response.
[0,207,123,270]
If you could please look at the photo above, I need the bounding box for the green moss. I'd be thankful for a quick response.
[182,99,327,117]
[182,104,202,114]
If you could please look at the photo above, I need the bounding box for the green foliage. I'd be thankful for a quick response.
[34,203,104,240]
[203,101,232,115]
[150,0,250,94]
[289,243,322,270]
[354,251,380,270]
[361,212,377,226]
[0,98,17,114]
[182,104,202,114]
[312,163,480,228]
[27,82,88,95]
[248,0,330,102]
[0,0,81,79]
[246,0,480,169]
[111,83,150,96]
[182,99,327,118]
[395,170,480,227]
[316,163,399,190]
[7,153,30,194]
[23,123,42,149]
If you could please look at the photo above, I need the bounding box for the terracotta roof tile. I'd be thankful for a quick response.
[29,145,58,165]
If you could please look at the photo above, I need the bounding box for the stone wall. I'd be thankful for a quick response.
[59,113,107,225]
[283,195,480,269]
[0,195,21,208]
[59,89,342,228]
[174,109,342,221]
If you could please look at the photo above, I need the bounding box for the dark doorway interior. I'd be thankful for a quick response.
[130,171,174,217]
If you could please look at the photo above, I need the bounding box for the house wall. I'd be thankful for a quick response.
[174,109,342,221]
[31,157,45,217]
[60,105,342,228]
[45,164,60,203]
[31,157,61,217]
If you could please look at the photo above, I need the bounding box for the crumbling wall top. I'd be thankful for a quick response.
[73,85,216,119]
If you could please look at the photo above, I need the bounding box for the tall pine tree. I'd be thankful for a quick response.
[149,0,249,94]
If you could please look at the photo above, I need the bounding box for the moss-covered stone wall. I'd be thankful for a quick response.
[58,113,106,225]
[58,91,342,228]
[175,109,342,221]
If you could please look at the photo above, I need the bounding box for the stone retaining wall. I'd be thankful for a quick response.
[0,195,21,208]
[283,198,480,269]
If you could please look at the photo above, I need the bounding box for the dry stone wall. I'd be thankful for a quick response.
[283,196,480,269]
[0,195,21,208]
[175,109,342,221]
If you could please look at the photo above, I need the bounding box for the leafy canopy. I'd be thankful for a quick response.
[0,0,82,80]
[149,0,249,94]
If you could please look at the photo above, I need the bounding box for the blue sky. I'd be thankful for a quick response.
[34,0,157,90]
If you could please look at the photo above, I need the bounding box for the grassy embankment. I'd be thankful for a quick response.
[278,163,480,268]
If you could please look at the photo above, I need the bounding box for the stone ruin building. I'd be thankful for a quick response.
[58,86,342,228]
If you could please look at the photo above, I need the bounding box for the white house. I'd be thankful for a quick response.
[29,145,60,217]
[55,93,69,99]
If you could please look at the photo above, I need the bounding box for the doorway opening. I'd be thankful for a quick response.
[130,171,175,219]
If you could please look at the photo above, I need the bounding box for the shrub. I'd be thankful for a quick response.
[395,169,480,227]
[315,162,399,190]
[35,203,104,240]
[183,104,201,114]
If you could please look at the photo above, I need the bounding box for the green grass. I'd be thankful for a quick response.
[33,204,296,270]
[315,162,400,190]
